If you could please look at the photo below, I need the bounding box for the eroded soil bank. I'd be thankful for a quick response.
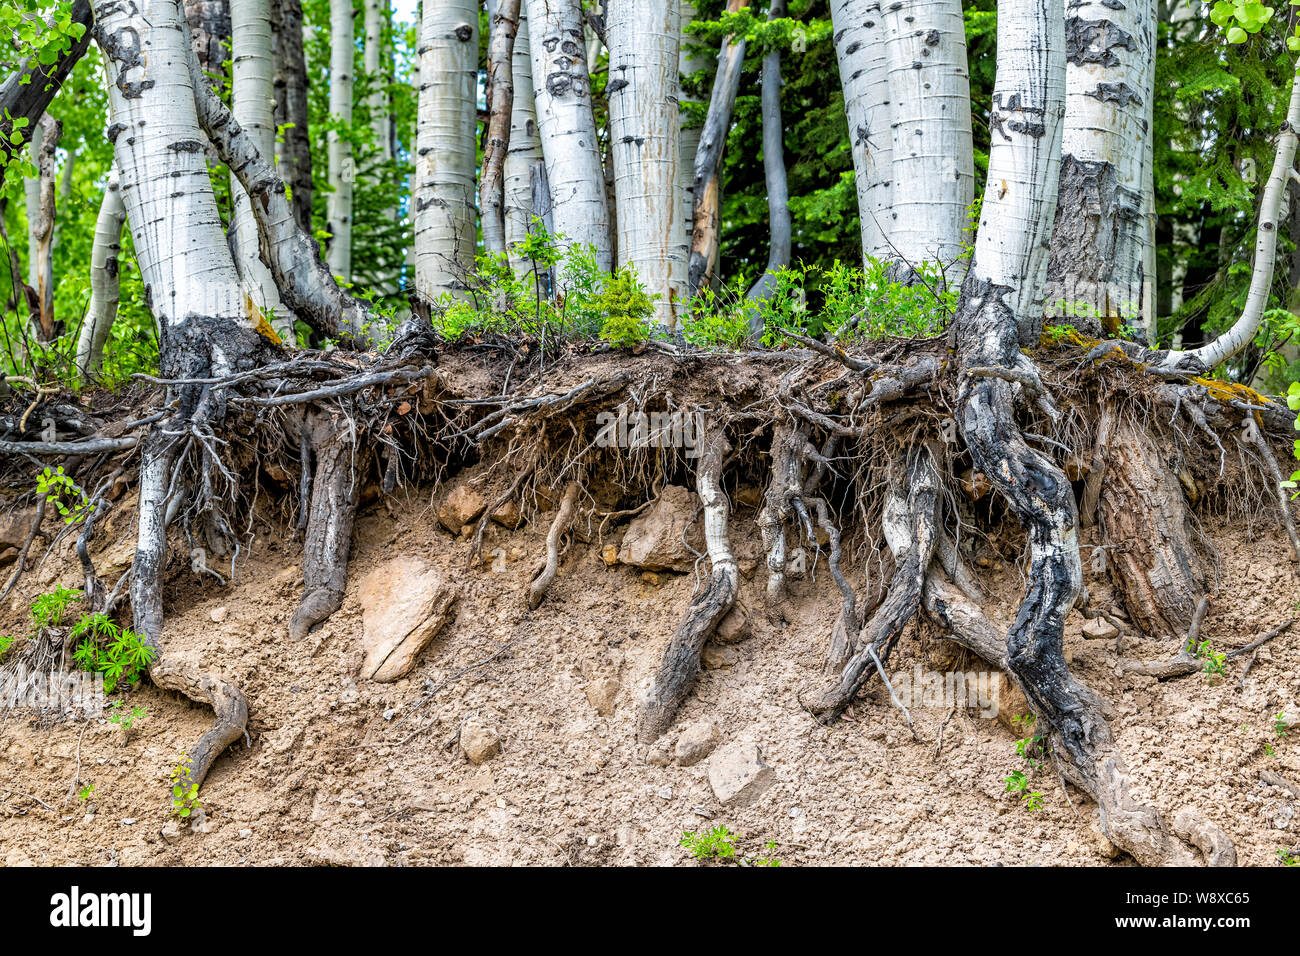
[1,488,1297,866]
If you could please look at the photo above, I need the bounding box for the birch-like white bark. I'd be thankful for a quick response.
[676,1,708,290]
[523,0,611,271]
[24,114,59,341]
[1045,0,1155,336]
[880,0,974,280]
[95,0,246,332]
[505,10,544,272]
[326,0,355,280]
[77,165,127,376]
[364,0,393,163]
[1164,65,1300,371]
[185,30,375,347]
[971,0,1065,345]
[607,0,684,329]
[414,0,479,300]
[482,0,522,257]
[230,0,292,340]
[830,0,891,261]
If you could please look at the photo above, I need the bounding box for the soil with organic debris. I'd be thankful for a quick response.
[1,341,1299,866]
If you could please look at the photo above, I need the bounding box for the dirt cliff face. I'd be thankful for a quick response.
[2,489,1297,867]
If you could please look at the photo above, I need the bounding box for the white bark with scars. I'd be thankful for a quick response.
[24,114,59,341]
[830,0,891,261]
[326,0,355,280]
[972,0,1065,345]
[524,0,611,271]
[482,0,522,257]
[505,10,544,273]
[607,0,684,329]
[364,0,392,164]
[96,0,245,333]
[1164,65,1300,371]
[230,0,292,339]
[77,166,126,376]
[880,0,974,280]
[184,29,376,348]
[1046,0,1155,336]
[415,0,479,300]
[676,1,708,288]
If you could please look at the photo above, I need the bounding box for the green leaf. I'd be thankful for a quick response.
[1227,26,1248,42]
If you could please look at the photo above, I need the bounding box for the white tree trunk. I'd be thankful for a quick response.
[94,0,248,332]
[1045,0,1156,337]
[676,0,707,291]
[523,0,611,271]
[880,0,974,280]
[326,0,355,280]
[970,0,1065,345]
[414,0,479,301]
[607,0,684,329]
[505,9,544,272]
[482,0,522,257]
[1165,65,1300,371]
[830,0,891,261]
[77,165,126,376]
[364,0,392,163]
[230,0,292,340]
[24,114,59,342]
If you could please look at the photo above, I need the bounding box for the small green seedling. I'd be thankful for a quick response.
[1275,712,1289,738]
[681,824,737,862]
[1186,638,1226,680]
[679,826,782,866]
[748,839,783,867]
[78,783,94,801]
[37,466,95,525]
[1278,847,1299,867]
[170,760,202,819]
[107,700,146,731]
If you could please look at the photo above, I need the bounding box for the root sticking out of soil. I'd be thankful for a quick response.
[2,330,1298,864]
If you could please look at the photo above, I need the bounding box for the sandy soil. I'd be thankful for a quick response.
[2,489,1298,867]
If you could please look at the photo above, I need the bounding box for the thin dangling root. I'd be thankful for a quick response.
[1240,413,1300,563]
[801,446,939,721]
[132,430,248,790]
[810,496,858,674]
[290,412,362,640]
[638,426,737,743]
[756,422,830,619]
[528,478,581,610]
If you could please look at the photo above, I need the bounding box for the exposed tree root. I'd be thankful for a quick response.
[527,479,581,610]
[638,426,737,743]
[290,411,363,640]
[802,447,939,720]
[1098,417,1207,638]
[954,286,1238,866]
[8,334,1295,859]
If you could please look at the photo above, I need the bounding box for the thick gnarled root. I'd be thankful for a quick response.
[756,423,832,620]
[528,479,581,610]
[1098,417,1208,638]
[954,295,1237,865]
[638,428,737,743]
[290,413,362,641]
[802,447,939,721]
[149,659,249,789]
